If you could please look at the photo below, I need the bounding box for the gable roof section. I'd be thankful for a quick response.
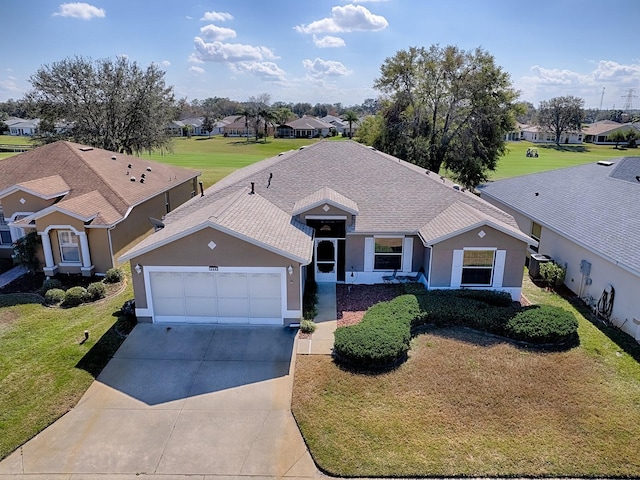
[478,157,640,276]
[120,187,314,264]
[0,141,199,227]
[284,116,334,130]
[292,186,359,216]
[418,201,535,246]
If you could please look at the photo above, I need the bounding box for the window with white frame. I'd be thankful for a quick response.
[0,211,9,245]
[530,222,541,253]
[461,250,495,285]
[58,231,80,263]
[374,237,403,270]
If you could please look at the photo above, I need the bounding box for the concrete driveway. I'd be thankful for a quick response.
[0,324,319,479]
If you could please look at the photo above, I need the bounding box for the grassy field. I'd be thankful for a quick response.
[291,275,640,477]
[0,276,134,461]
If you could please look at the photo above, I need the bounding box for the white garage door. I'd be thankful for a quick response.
[148,270,283,325]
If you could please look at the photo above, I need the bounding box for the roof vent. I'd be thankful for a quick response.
[636,175,640,182]
[149,217,165,231]
[127,163,132,169]
[140,178,144,184]
[141,173,146,179]
[130,176,136,182]
[79,147,93,152]
[111,155,117,160]
[146,167,152,172]
[299,145,307,150]
[452,184,460,190]
[597,160,614,166]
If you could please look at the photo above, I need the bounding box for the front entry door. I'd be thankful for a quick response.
[315,238,337,282]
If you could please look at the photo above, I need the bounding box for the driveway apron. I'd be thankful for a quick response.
[0,324,319,478]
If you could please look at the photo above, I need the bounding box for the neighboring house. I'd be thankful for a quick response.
[583,120,640,144]
[478,158,640,342]
[166,120,185,137]
[120,141,535,326]
[9,119,39,136]
[182,117,205,136]
[223,118,255,137]
[519,124,583,144]
[0,141,200,276]
[321,115,348,135]
[276,116,334,138]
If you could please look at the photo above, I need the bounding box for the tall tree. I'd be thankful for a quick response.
[26,56,176,154]
[202,115,214,138]
[343,111,359,138]
[536,95,585,145]
[372,45,520,188]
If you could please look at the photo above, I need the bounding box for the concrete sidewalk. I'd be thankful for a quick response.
[0,265,27,289]
[297,283,337,355]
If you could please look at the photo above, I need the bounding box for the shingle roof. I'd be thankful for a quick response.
[582,120,635,136]
[285,116,334,130]
[0,141,200,227]
[123,141,530,264]
[478,157,640,276]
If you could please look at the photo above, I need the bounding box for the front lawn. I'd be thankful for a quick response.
[292,276,640,477]
[0,273,134,461]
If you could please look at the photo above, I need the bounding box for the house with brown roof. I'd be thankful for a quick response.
[0,141,200,277]
[276,116,334,138]
[120,141,535,326]
[582,120,640,144]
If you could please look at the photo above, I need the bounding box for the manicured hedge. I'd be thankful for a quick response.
[334,289,579,369]
[63,286,89,307]
[87,282,106,301]
[44,288,65,305]
[505,305,578,345]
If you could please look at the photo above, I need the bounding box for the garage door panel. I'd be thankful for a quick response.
[154,297,186,317]
[184,272,216,296]
[185,297,217,317]
[249,273,281,298]
[250,298,281,318]
[218,297,250,318]
[150,272,183,297]
[217,273,248,297]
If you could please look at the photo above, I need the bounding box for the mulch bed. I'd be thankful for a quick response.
[336,284,404,328]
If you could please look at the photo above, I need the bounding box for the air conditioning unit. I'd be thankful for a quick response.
[529,254,552,279]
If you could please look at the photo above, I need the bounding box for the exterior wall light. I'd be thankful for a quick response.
[135,263,142,274]
[288,265,293,276]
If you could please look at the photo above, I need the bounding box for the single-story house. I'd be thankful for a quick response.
[276,116,334,138]
[166,120,185,137]
[582,120,640,144]
[321,115,348,135]
[478,157,640,342]
[0,141,200,276]
[519,124,583,144]
[120,141,535,326]
[8,119,40,136]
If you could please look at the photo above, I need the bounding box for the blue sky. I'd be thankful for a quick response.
[1,0,639,110]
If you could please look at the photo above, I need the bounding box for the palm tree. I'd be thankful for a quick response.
[258,108,277,142]
[235,107,252,143]
[343,111,359,139]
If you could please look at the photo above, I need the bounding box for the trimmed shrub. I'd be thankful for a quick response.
[539,262,566,288]
[44,288,65,305]
[104,267,123,284]
[87,282,106,301]
[334,295,420,368]
[41,278,63,295]
[505,305,578,345]
[63,286,89,307]
[300,319,317,334]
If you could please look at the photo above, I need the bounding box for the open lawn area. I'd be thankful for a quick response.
[291,275,640,477]
[0,273,134,461]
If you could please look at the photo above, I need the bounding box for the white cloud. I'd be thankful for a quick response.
[53,2,105,20]
[313,35,346,48]
[161,60,171,67]
[199,24,236,42]
[192,37,277,63]
[229,62,287,83]
[187,53,205,64]
[200,11,233,22]
[189,66,205,74]
[295,5,388,34]
[302,58,352,78]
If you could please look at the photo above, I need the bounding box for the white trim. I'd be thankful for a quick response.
[402,237,413,273]
[451,250,463,288]
[0,184,70,201]
[372,235,405,271]
[420,220,537,248]
[364,237,374,272]
[304,215,348,220]
[493,250,506,288]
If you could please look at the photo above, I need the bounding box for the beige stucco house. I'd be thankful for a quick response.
[0,141,200,276]
[120,141,535,326]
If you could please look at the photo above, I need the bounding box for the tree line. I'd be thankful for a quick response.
[2,47,635,187]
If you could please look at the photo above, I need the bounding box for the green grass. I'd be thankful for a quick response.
[489,141,631,179]
[0,277,134,461]
[292,273,640,477]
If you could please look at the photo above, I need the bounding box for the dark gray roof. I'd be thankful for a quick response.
[478,157,640,276]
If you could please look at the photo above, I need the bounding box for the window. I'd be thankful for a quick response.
[530,222,541,253]
[58,231,80,263]
[374,237,403,270]
[0,230,10,245]
[461,250,495,286]
[0,211,6,226]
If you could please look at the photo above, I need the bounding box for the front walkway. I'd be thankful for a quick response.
[296,282,337,355]
[0,265,27,289]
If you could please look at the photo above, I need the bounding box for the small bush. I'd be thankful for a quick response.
[540,262,566,288]
[104,267,123,284]
[87,282,106,301]
[505,305,578,344]
[41,278,63,295]
[63,286,89,307]
[300,319,317,334]
[44,288,65,305]
[120,299,136,318]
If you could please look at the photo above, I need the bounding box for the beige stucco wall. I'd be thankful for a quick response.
[1,191,56,217]
[299,205,355,228]
[87,228,113,274]
[344,234,424,273]
[110,180,197,260]
[429,226,528,288]
[129,226,303,313]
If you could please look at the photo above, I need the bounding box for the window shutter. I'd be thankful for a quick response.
[493,250,506,287]
[364,237,374,272]
[451,250,463,288]
[402,237,413,273]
